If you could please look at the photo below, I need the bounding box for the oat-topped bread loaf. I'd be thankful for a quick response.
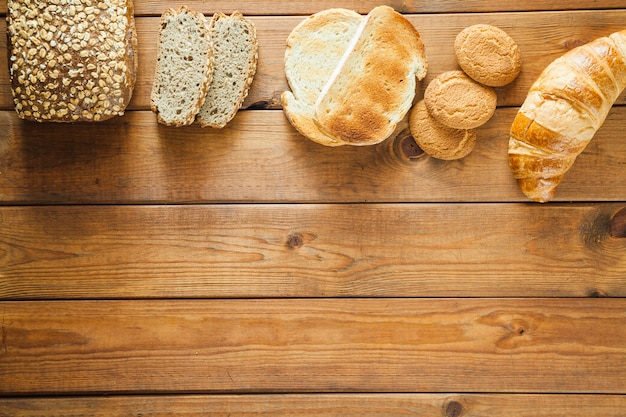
[196,11,258,128]
[7,0,137,122]
[282,6,427,146]
[151,6,213,126]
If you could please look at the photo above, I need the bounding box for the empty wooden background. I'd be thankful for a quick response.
[1,1,625,415]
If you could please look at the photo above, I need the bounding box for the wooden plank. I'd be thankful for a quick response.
[1,203,625,299]
[3,11,626,111]
[1,299,625,395]
[2,0,626,16]
[2,394,626,416]
[1,107,626,204]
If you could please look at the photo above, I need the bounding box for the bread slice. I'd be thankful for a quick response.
[151,6,213,126]
[196,12,258,128]
[281,8,363,146]
[314,6,428,146]
[7,0,137,122]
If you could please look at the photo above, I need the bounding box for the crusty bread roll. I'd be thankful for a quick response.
[509,29,626,202]
[151,6,213,127]
[7,0,137,122]
[282,6,427,146]
[196,11,258,128]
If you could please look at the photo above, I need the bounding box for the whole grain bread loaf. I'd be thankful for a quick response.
[7,0,138,122]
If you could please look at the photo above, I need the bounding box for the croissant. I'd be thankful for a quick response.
[509,29,626,202]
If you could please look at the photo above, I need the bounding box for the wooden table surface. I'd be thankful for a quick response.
[1,1,626,415]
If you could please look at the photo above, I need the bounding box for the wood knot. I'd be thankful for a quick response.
[287,233,304,249]
[563,38,587,50]
[609,207,626,238]
[445,400,464,417]
[394,128,425,160]
[588,289,609,298]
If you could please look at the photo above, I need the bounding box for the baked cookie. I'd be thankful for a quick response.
[424,70,497,130]
[409,100,477,160]
[454,24,521,87]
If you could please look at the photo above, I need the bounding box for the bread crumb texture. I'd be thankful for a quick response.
[151,6,213,126]
[454,24,521,87]
[196,12,258,128]
[8,0,136,122]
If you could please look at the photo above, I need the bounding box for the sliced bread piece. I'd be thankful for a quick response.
[281,8,363,146]
[196,12,259,128]
[314,5,428,146]
[151,6,213,126]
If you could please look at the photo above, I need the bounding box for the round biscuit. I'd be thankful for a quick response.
[423,70,497,130]
[454,24,521,87]
[409,100,477,160]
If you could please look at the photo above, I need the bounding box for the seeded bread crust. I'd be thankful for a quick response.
[196,11,258,128]
[150,5,213,127]
[7,0,137,122]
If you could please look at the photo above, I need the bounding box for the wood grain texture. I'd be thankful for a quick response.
[1,299,625,395]
[2,0,626,15]
[2,394,626,416]
[1,1,625,412]
[1,107,625,204]
[1,204,625,299]
[3,11,626,111]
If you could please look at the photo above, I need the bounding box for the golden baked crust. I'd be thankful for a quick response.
[424,70,497,130]
[7,0,137,122]
[409,100,476,160]
[509,29,626,202]
[454,24,521,87]
[314,5,427,146]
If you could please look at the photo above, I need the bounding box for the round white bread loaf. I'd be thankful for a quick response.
[282,6,428,147]
[281,8,363,146]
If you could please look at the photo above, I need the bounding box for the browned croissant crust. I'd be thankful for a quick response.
[509,30,626,202]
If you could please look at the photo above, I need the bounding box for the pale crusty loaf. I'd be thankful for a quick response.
[314,5,428,146]
[282,8,363,146]
[509,29,626,202]
[151,6,213,126]
[196,12,258,128]
[282,6,427,146]
[7,0,137,122]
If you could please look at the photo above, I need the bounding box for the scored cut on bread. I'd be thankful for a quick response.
[282,8,363,146]
[7,0,137,122]
[150,6,213,127]
[196,12,259,128]
[282,6,428,147]
[314,6,427,146]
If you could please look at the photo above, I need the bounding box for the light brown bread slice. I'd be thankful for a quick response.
[196,12,258,128]
[314,5,428,146]
[151,6,213,126]
[281,8,363,146]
